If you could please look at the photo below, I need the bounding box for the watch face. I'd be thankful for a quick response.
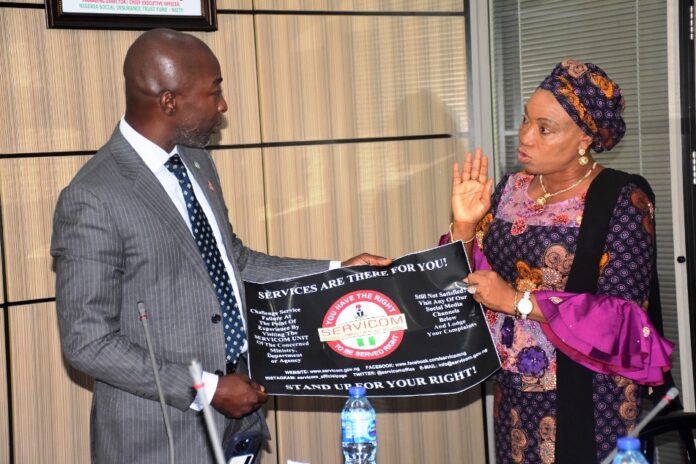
[517,297,533,315]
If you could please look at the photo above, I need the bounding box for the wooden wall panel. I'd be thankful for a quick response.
[0,11,260,155]
[211,145,272,464]
[0,5,476,463]
[0,243,4,304]
[256,15,468,142]
[3,0,461,9]
[275,396,344,463]
[263,138,469,260]
[371,392,486,463]
[211,147,277,464]
[0,148,264,304]
[7,0,251,8]
[255,0,464,12]
[0,10,136,154]
[0,156,90,302]
[211,148,268,253]
[258,400,278,464]
[275,384,485,463]
[217,0,252,9]
[202,15,261,145]
[0,311,9,464]
[9,302,93,464]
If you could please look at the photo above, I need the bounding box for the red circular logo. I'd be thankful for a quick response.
[318,290,407,360]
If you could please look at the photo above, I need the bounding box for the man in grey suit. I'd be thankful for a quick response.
[51,28,388,464]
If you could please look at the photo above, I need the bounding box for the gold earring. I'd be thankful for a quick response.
[578,148,589,166]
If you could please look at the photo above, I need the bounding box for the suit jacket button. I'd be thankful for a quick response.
[214,370,224,376]
[211,314,221,323]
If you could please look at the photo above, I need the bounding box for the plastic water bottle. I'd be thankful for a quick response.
[341,386,377,464]
[612,437,649,463]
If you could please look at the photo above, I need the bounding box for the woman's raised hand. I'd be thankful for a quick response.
[451,149,493,239]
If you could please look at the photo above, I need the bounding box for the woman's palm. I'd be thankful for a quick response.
[453,180,490,223]
[451,150,493,226]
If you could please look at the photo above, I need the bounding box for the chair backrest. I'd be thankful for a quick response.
[639,412,696,463]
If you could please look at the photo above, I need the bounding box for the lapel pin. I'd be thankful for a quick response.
[208,180,215,192]
[194,161,201,169]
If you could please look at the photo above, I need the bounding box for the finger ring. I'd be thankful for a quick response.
[467,285,478,294]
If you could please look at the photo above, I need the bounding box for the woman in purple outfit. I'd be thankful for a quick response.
[440,60,674,463]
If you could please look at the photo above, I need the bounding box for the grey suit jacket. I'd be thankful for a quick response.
[51,127,329,464]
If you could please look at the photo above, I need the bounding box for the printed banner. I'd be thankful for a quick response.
[244,242,501,396]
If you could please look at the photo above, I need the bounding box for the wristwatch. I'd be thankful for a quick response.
[515,290,533,319]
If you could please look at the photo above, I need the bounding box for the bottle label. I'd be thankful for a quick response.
[342,411,376,444]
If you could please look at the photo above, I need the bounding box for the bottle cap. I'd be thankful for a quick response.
[616,436,641,451]
[348,386,366,397]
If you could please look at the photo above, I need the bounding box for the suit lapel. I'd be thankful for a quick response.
[107,128,216,290]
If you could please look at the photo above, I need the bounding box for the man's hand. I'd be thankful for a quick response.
[210,373,268,418]
[341,253,392,267]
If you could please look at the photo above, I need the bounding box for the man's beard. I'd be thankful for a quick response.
[174,125,212,148]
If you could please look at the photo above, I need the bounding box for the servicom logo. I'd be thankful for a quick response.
[318,290,408,360]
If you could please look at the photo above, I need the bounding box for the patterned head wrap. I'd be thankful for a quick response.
[539,59,625,153]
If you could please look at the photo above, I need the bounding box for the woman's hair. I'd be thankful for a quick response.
[538,59,625,153]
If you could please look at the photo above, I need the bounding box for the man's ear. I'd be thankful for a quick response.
[159,90,176,116]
